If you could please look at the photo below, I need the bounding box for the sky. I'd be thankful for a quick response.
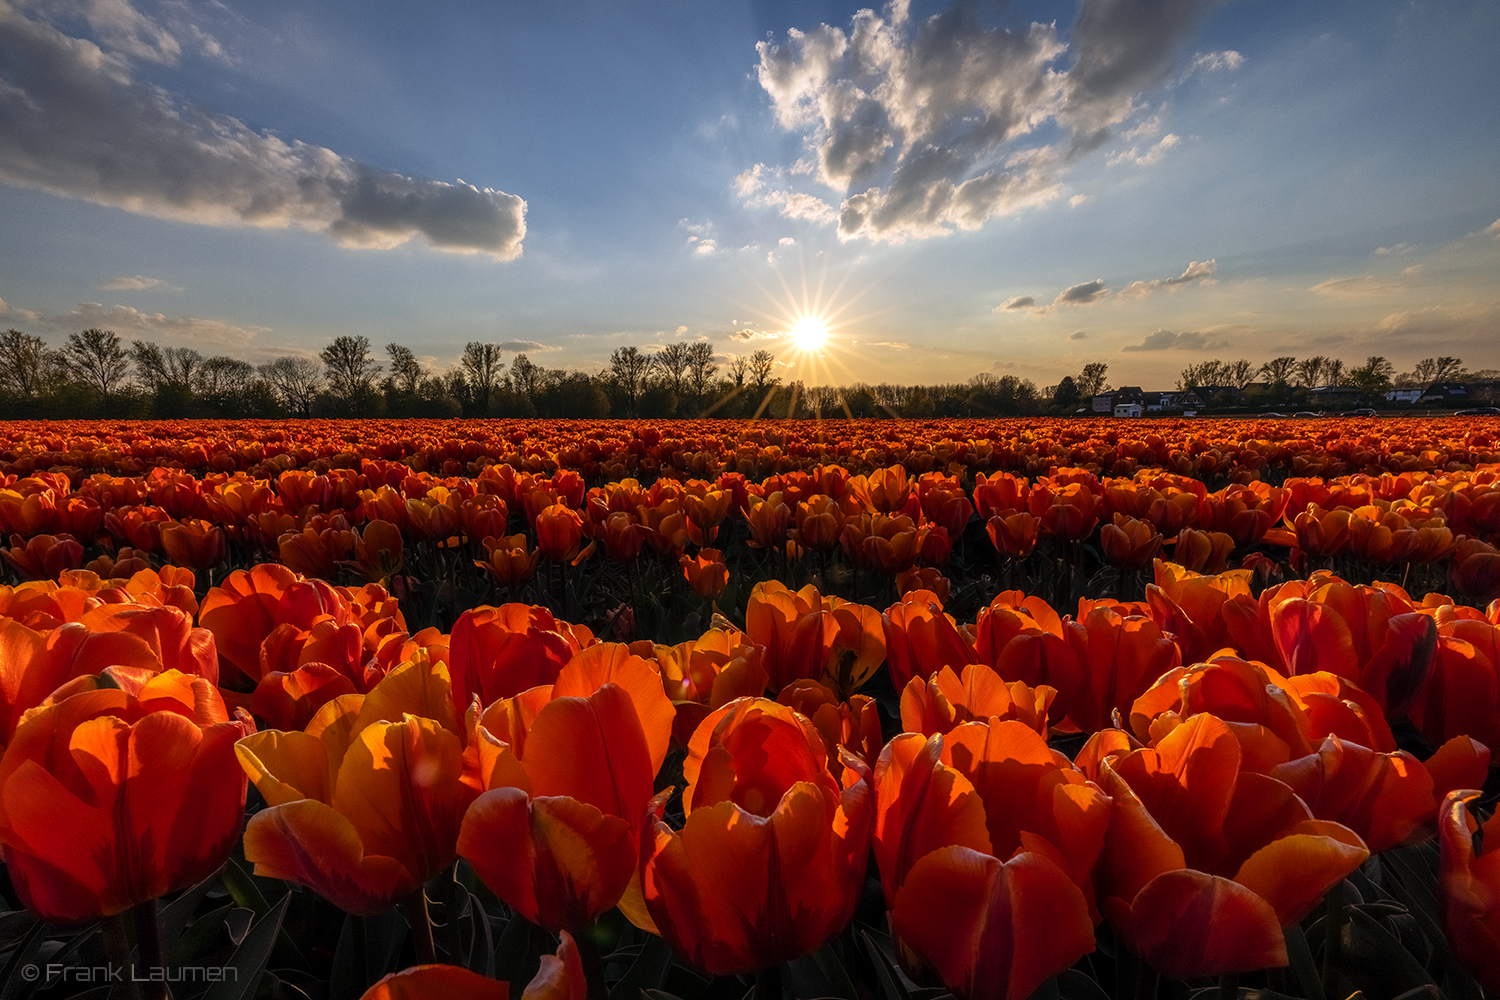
[1,0,1498,392]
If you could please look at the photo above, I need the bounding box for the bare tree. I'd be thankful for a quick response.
[62,328,131,404]
[1294,356,1329,388]
[0,329,55,399]
[1325,359,1345,387]
[1260,356,1298,385]
[461,342,505,413]
[608,346,651,414]
[387,343,423,395]
[726,355,749,389]
[509,353,541,401]
[685,341,718,412]
[321,335,381,409]
[748,349,780,407]
[652,343,692,399]
[1224,359,1256,390]
[200,356,254,397]
[259,356,325,417]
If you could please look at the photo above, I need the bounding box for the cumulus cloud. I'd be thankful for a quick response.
[1120,328,1218,352]
[1068,330,1088,340]
[1375,300,1500,338]
[100,274,177,291]
[17,300,270,351]
[745,0,1219,243]
[1118,258,1216,298]
[693,239,717,256]
[0,1,526,259]
[729,329,781,342]
[1055,279,1107,306]
[496,340,555,353]
[1069,193,1093,208]
[1486,219,1500,238]
[998,295,1036,311]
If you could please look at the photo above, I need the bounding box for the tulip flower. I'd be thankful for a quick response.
[448,603,594,714]
[680,548,729,602]
[1100,515,1163,572]
[460,644,674,933]
[1451,538,1500,602]
[477,533,541,590]
[535,504,585,563]
[0,670,254,924]
[883,589,979,694]
[359,933,583,1000]
[744,493,791,549]
[1095,714,1368,978]
[2,532,85,580]
[1438,789,1500,992]
[641,698,872,976]
[746,580,885,696]
[777,678,883,770]
[900,665,1055,738]
[874,723,1104,1000]
[236,654,478,915]
[159,517,226,570]
[1171,527,1235,573]
[985,511,1039,560]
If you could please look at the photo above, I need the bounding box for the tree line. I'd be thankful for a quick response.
[0,329,1057,421]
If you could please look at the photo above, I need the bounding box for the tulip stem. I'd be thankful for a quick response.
[575,931,608,1000]
[755,962,783,1000]
[405,888,436,966]
[101,913,144,1000]
[132,899,169,1000]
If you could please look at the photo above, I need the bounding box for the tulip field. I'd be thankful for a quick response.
[0,415,1498,1000]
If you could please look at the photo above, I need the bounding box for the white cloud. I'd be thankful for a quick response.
[694,240,717,256]
[998,295,1037,311]
[778,236,796,246]
[99,274,178,291]
[0,1,526,259]
[1069,193,1093,208]
[1375,243,1412,255]
[674,325,688,334]
[1181,50,1245,81]
[22,301,269,352]
[1118,259,1216,299]
[747,0,1221,243]
[496,340,555,353]
[1107,133,1179,168]
[870,341,909,349]
[1403,264,1424,276]
[1486,219,1500,238]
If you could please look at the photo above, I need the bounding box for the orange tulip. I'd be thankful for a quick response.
[642,698,872,976]
[460,494,510,544]
[460,645,674,932]
[776,678,883,770]
[159,517,226,570]
[448,604,593,713]
[744,493,791,549]
[351,518,405,583]
[1144,561,1253,665]
[1171,527,1235,573]
[1094,714,1368,978]
[477,533,541,589]
[1291,504,1353,558]
[357,935,583,1000]
[1439,789,1500,993]
[883,589,979,694]
[874,723,1103,1000]
[791,495,844,553]
[1027,481,1100,542]
[745,580,885,696]
[985,511,1039,560]
[678,548,728,602]
[900,665,1055,739]
[2,532,84,580]
[236,654,479,914]
[0,670,254,923]
[535,503,584,563]
[1100,515,1162,572]
[1451,538,1500,602]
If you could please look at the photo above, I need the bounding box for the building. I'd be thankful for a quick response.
[1114,403,1144,418]
[1417,382,1470,406]
[1092,386,1145,413]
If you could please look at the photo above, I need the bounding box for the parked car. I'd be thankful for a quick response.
[1338,408,1379,417]
[1258,411,1288,418]
[1293,411,1321,418]
[1454,406,1500,416]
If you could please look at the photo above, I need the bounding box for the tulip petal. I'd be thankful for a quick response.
[244,798,415,916]
[892,846,1094,1000]
[1106,869,1288,979]
[1233,824,1368,926]
[522,684,654,821]
[358,962,510,1000]
[236,730,331,806]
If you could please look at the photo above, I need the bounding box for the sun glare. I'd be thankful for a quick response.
[789,316,828,351]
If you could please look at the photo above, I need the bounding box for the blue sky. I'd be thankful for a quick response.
[1,0,1497,390]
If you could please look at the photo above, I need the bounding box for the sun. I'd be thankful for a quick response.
[788,315,828,351]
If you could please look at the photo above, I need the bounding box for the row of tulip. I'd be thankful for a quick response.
[0,555,1496,998]
[5,460,1500,625]
[2,416,1498,481]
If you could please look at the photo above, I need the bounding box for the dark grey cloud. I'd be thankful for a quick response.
[1056,279,1108,305]
[748,0,1222,242]
[1120,328,1217,351]
[1001,295,1036,310]
[0,2,526,259]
